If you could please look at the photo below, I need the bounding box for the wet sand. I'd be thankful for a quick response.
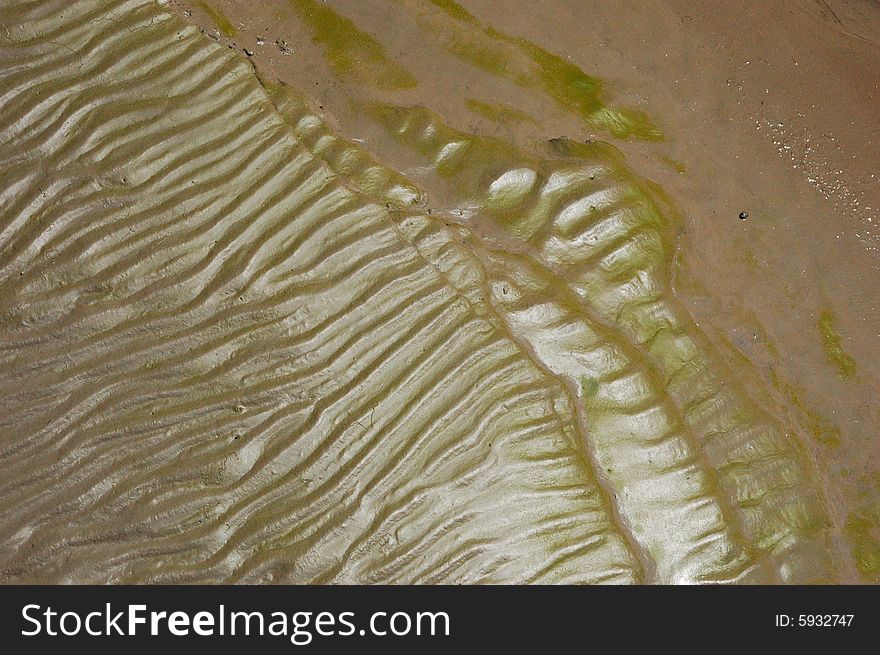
[172,0,880,582]
[1,0,877,582]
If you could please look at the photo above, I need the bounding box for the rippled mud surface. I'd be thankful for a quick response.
[1,0,878,583]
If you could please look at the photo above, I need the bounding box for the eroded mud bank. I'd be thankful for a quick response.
[1,0,877,583]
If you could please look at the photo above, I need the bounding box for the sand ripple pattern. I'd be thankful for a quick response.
[0,0,637,583]
[280,95,835,582]
[0,0,835,583]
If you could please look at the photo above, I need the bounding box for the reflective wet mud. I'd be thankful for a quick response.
[1,0,878,583]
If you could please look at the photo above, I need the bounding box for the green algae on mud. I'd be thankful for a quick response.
[419,0,663,141]
[466,98,536,125]
[846,506,880,581]
[429,0,479,24]
[658,154,687,175]
[582,377,600,397]
[196,1,236,38]
[842,472,880,582]
[290,0,418,90]
[817,310,857,378]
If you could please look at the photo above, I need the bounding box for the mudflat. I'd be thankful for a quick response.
[1,0,877,583]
